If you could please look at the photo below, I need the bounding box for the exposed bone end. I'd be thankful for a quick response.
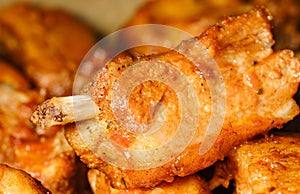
[31,95,98,128]
[30,96,74,128]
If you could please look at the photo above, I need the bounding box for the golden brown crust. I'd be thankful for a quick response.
[124,0,246,36]
[0,3,96,192]
[64,8,300,189]
[0,84,88,193]
[211,133,300,193]
[0,84,45,140]
[0,3,97,96]
[234,134,300,193]
[6,131,79,194]
[0,164,50,194]
[251,0,300,51]
[124,0,300,54]
[88,169,211,194]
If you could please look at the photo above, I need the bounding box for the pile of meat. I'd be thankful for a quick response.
[0,1,300,193]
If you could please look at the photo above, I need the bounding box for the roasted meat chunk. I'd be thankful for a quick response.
[4,131,82,194]
[210,133,300,193]
[88,169,211,194]
[0,3,97,96]
[31,8,300,189]
[124,0,300,53]
[0,83,82,194]
[0,164,50,194]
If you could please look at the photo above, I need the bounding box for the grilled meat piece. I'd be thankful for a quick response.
[124,0,300,54]
[0,164,50,194]
[0,84,44,141]
[0,3,97,97]
[0,83,80,194]
[210,133,300,193]
[4,131,80,194]
[251,0,300,51]
[32,8,300,189]
[88,169,211,194]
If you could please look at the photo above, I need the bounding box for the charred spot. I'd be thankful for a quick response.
[271,120,275,124]
[121,177,127,189]
[269,187,276,192]
[106,121,112,129]
[50,108,66,122]
[256,88,263,94]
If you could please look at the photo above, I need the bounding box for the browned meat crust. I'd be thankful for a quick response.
[210,133,300,193]
[0,164,50,194]
[88,169,211,194]
[59,8,300,189]
[0,3,97,97]
[5,131,82,194]
[124,0,300,53]
[0,84,79,193]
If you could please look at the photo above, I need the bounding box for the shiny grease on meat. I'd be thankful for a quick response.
[30,7,300,189]
[0,3,97,97]
[210,133,300,193]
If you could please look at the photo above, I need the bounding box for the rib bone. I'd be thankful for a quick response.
[30,95,98,128]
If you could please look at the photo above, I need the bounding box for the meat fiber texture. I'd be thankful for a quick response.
[63,7,300,189]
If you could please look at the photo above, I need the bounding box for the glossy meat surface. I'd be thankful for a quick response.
[0,164,50,194]
[211,133,300,193]
[0,63,87,193]
[88,169,210,194]
[0,3,97,96]
[125,0,300,54]
[62,8,300,189]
